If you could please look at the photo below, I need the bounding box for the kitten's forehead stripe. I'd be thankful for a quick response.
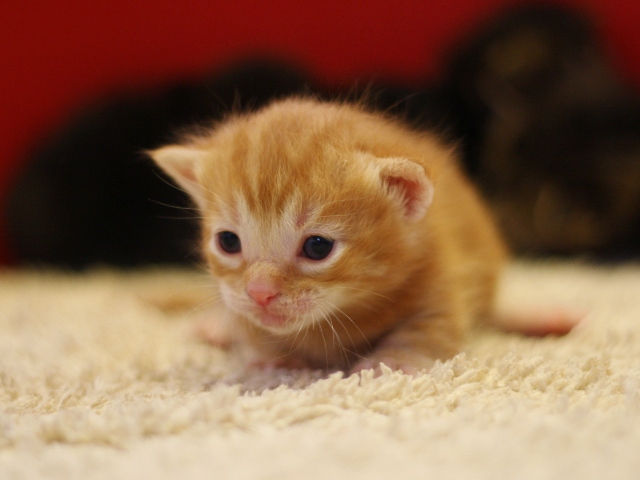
[228,118,344,222]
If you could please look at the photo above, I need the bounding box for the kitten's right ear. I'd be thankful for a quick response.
[148,145,207,207]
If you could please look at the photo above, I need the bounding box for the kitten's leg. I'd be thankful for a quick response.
[137,286,238,348]
[351,314,462,376]
[192,307,241,349]
[350,308,583,375]
[247,356,310,370]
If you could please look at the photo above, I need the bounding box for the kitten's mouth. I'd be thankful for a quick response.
[258,311,289,328]
[251,308,313,334]
[234,295,316,332]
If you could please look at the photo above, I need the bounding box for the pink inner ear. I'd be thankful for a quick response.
[385,174,432,221]
[376,156,433,222]
[173,163,199,189]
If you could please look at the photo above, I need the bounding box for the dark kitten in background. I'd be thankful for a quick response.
[5,60,311,268]
[444,4,640,256]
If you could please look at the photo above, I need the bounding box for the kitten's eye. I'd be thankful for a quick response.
[302,236,334,260]
[218,231,241,254]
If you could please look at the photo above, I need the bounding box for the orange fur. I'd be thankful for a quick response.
[150,98,508,374]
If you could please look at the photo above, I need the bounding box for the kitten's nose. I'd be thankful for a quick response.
[246,282,280,307]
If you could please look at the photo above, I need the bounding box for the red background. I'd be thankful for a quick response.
[2,0,640,264]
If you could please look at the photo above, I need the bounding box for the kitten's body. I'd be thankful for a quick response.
[151,98,507,373]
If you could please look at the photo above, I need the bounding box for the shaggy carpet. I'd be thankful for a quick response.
[0,261,639,479]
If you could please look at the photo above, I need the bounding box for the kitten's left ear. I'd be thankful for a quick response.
[376,157,434,222]
[148,145,208,207]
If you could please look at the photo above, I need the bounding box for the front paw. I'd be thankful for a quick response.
[248,356,310,370]
[193,316,235,350]
[350,349,436,376]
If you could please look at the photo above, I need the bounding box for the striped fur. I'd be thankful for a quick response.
[150,98,507,373]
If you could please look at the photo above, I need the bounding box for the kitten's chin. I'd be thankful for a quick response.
[258,312,289,328]
[249,310,311,334]
[239,308,296,333]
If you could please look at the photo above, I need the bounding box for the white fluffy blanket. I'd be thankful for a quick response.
[1,262,639,479]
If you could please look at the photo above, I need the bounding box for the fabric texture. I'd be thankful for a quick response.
[1,262,639,479]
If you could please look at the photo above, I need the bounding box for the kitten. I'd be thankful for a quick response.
[149,98,508,374]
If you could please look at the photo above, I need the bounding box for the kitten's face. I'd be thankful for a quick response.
[151,100,434,334]
[204,184,362,333]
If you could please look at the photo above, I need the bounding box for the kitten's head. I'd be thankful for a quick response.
[150,99,436,334]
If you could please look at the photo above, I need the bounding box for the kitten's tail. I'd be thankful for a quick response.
[488,309,584,337]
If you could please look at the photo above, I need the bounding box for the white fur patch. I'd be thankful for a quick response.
[211,196,345,271]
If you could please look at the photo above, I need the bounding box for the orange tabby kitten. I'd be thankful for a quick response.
[150,98,509,374]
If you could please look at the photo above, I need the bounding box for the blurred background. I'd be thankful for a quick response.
[2,0,640,268]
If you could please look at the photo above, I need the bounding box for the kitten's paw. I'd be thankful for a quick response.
[351,350,435,377]
[248,356,310,370]
[193,316,235,350]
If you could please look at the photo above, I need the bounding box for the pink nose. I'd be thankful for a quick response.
[246,282,280,307]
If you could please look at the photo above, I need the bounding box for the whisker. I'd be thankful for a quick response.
[326,286,394,303]
[150,169,210,207]
[283,313,310,358]
[315,313,330,370]
[323,300,372,353]
[318,306,348,366]
[326,309,357,352]
[318,304,355,367]
[319,302,367,365]
[289,314,307,346]
[147,198,201,213]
